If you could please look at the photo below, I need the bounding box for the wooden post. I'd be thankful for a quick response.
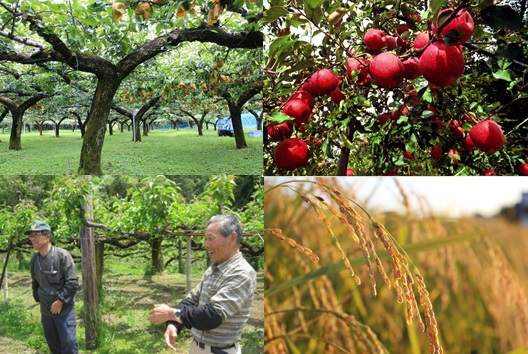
[178,237,184,274]
[2,255,7,304]
[80,176,98,350]
[186,236,191,293]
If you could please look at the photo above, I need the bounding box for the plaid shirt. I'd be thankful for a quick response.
[187,252,256,347]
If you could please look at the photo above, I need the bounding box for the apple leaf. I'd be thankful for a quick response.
[264,6,289,24]
[493,69,512,82]
[267,112,294,124]
[495,43,521,62]
[480,5,522,31]
[429,0,449,20]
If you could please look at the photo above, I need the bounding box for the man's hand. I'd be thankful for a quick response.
[148,304,174,325]
[164,323,178,352]
[50,300,63,315]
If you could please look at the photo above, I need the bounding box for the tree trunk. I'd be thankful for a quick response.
[78,78,120,174]
[9,111,23,150]
[197,121,203,136]
[150,237,164,273]
[230,106,247,149]
[80,178,99,350]
[54,124,60,137]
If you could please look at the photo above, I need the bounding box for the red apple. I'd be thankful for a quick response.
[274,138,309,171]
[383,166,399,175]
[449,119,466,138]
[433,8,474,44]
[419,42,464,86]
[483,169,496,176]
[299,80,318,97]
[267,122,293,142]
[290,90,315,110]
[448,149,460,164]
[282,99,311,125]
[431,145,443,159]
[403,151,415,160]
[392,104,409,120]
[386,36,398,50]
[330,87,345,103]
[519,163,528,176]
[469,120,504,154]
[346,168,354,176]
[346,57,371,85]
[463,135,475,151]
[378,112,393,126]
[364,28,387,51]
[431,116,443,130]
[369,52,405,88]
[402,57,421,79]
[310,69,340,96]
[413,32,430,50]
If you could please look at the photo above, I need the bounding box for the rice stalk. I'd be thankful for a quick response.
[265,179,444,354]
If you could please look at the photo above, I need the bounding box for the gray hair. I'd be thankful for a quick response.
[207,214,243,244]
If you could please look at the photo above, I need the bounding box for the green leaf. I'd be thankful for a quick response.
[267,112,294,124]
[493,69,512,82]
[480,5,522,31]
[264,6,289,23]
[429,0,449,20]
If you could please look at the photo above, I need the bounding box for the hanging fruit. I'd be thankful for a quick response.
[112,2,126,21]
[135,2,152,21]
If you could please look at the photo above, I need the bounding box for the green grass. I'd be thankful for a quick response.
[0,127,262,175]
[0,268,264,354]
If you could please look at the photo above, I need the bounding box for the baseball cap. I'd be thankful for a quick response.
[25,220,52,235]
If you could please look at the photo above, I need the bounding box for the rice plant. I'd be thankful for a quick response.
[264,177,528,353]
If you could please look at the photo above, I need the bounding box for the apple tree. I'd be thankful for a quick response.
[264,0,528,175]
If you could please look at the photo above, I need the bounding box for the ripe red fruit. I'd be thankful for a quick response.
[299,80,318,97]
[463,135,476,151]
[419,42,464,86]
[397,24,410,35]
[364,28,387,51]
[402,57,421,80]
[449,119,465,138]
[309,69,340,96]
[378,112,393,126]
[386,36,398,50]
[448,149,460,164]
[282,99,311,125]
[392,104,409,120]
[433,8,474,44]
[267,122,293,142]
[346,57,371,85]
[519,163,528,176]
[330,87,345,103]
[290,90,315,110]
[346,168,354,176]
[413,32,430,50]
[431,116,443,130]
[469,120,505,154]
[431,145,443,159]
[403,151,414,160]
[483,169,496,176]
[369,52,405,88]
[274,138,309,171]
[383,166,399,176]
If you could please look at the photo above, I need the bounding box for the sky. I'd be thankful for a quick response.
[265,177,528,218]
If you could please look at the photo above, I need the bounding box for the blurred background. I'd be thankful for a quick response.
[264,177,528,354]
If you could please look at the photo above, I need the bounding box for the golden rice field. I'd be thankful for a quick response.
[264,178,528,354]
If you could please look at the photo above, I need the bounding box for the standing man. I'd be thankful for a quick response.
[27,220,79,354]
[148,214,257,354]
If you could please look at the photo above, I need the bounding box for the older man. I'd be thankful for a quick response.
[148,214,257,354]
[27,220,79,354]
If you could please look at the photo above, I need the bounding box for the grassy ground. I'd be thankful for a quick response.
[0,264,264,354]
[0,128,262,175]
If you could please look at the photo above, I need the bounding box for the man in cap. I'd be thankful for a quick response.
[27,220,79,354]
[148,214,257,354]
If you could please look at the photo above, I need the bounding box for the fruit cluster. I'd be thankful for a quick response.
[267,7,524,175]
